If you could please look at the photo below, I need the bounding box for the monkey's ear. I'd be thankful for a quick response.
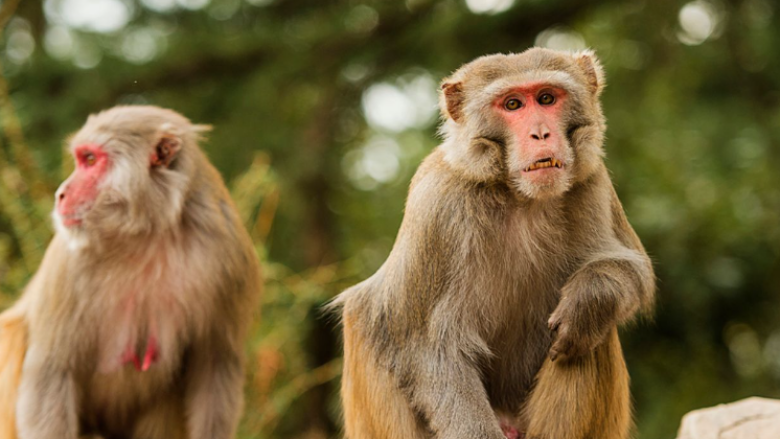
[573,50,605,96]
[440,81,464,123]
[151,133,181,168]
[191,124,212,135]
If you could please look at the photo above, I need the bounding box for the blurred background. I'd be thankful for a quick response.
[0,0,778,437]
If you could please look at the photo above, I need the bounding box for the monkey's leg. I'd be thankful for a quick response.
[184,340,244,439]
[132,393,186,439]
[342,310,505,439]
[523,328,630,439]
[341,313,425,439]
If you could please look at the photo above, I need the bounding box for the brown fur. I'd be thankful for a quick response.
[1,106,262,439]
[332,48,654,439]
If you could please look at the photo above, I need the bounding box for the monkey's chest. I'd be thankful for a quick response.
[477,230,576,409]
[95,291,188,374]
[82,290,188,422]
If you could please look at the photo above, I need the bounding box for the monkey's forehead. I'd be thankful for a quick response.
[69,105,193,148]
[86,105,191,130]
[449,48,587,86]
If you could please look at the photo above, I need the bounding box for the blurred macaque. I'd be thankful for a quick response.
[0,106,262,439]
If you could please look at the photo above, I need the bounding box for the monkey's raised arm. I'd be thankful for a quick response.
[548,170,656,362]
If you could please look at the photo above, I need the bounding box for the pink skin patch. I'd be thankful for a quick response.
[57,144,110,226]
[497,414,526,439]
[500,422,524,439]
[121,334,159,372]
[494,83,568,184]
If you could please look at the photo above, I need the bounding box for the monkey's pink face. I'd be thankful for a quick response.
[495,83,573,198]
[55,144,111,228]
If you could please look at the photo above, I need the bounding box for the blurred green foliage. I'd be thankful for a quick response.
[0,0,779,438]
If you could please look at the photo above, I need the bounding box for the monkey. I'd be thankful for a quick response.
[331,48,655,439]
[0,105,262,439]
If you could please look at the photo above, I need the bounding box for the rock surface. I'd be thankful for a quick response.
[676,397,780,439]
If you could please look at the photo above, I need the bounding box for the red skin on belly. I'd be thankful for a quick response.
[500,422,525,439]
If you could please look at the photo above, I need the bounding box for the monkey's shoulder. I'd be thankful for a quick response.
[407,148,512,218]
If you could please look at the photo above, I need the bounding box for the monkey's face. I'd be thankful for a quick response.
[54,143,110,230]
[439,48,606,200]
[53,107,194,247]
[495,84,574,199]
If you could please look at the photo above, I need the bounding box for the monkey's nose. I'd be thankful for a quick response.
[530,125,551,141]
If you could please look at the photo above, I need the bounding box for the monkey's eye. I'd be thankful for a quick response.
[504,98,522,111]
[538,93,555,106]
[83,152,96,167]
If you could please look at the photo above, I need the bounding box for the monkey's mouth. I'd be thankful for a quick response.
[62,217,83,227]
[56,211,84,228]
[524,157,563,172]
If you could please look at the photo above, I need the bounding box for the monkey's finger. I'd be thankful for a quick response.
[549,347,570,362]
[549,334,571,362]
[547,311,564,331]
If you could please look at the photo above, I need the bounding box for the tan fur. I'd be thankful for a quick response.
[0,302,26,439]
[3,106,262,439]
[333,48,654,439]
[341,309,424,439]
[523,329,630,439]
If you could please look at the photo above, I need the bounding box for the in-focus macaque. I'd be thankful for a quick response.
[0,106,261,439]
[332,48,655,439]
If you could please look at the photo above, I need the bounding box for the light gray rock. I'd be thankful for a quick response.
[676,397,780,439]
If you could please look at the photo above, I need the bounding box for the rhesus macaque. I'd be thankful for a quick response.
[0,106,262,439]
[332,48,655,439]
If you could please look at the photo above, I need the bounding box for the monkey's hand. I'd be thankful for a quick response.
[548,252,653,361]
[547,276,619,362]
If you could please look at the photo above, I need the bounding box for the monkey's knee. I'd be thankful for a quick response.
[524,329,630,439]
